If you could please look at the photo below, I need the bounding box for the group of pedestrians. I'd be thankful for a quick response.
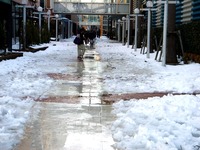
[74,27,98,60]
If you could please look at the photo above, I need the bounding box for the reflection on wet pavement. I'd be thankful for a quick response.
[15,51,116,150]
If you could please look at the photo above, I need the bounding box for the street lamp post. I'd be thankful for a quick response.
[127,16,134,48]
[118,19,121,42]
[141,1,156,58]
[122,16,126,45]
[162,0,169,66]
[68,20,71,38]
[127,15,130,48]
[146,1,154,58]
[47,9,51,32]
[132,8,143,51]
[55,14,59,41]
[71,20,73,37]
[134,8,139,51]
[37,6,43,43]
[23,6,26,49]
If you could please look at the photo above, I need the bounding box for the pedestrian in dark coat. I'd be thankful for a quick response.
[88,29,96,49]
[77,27,86,59]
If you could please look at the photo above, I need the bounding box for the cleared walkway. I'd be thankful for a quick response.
[15,50,116,150]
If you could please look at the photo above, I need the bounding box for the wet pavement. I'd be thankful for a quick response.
[15,50,116,150]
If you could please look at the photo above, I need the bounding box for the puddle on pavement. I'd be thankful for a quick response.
[44,57,104,99]
[15,53,116,150]
[15,102,116,150]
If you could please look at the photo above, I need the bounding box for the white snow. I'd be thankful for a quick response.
[0,36,200,149]
[111,95,200,150]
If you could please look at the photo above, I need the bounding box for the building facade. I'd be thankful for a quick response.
[151,0,200,27]
[0,0,12,52]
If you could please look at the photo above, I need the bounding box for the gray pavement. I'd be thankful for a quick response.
[15,50,116,150]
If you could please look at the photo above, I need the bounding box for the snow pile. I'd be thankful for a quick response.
[0,96,35,149]
[111,95,200,150]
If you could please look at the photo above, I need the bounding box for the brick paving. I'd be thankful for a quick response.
[14,44,200,150]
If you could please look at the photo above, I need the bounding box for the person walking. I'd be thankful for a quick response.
[77,28,86,60]
[88,29,96,49]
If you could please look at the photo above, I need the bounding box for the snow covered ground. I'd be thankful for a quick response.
[0,36,200,150]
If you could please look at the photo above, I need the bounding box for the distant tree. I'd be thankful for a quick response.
[41,22,50,43]
[26,20,40,46]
